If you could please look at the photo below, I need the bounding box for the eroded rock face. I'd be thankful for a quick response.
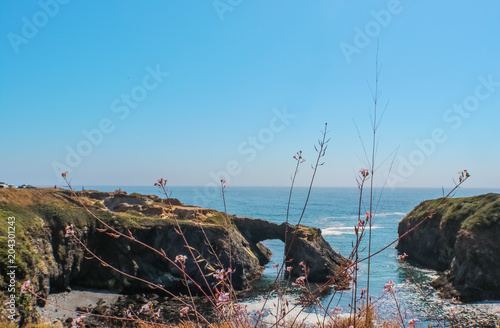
[0,188,347,307]
[234,217,348,283]
[19,192,262,298]
[396,193,500,301]
[103,194,153,211]
[66,221,262,294]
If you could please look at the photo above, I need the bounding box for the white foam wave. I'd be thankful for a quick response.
[320,215,358,220]
[320,212,407,221]
[321,225,382,236]
[376,212,407,217]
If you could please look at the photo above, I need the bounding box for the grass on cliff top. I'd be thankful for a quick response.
[405,193,500,231]
[0,188,226,231]
[0,188,230,309]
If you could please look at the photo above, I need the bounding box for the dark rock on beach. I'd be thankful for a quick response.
[396,193,500,302]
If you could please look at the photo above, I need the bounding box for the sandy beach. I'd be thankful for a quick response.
[36,289,122,325]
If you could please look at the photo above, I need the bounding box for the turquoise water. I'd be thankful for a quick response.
[79,185,500,322]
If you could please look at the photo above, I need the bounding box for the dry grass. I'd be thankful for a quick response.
[0,188,72,208]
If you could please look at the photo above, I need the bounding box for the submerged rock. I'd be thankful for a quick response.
[396,193,500,302]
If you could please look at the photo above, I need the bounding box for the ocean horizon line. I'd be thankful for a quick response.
[39,184,500,191]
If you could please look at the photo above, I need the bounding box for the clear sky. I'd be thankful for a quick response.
[1,0,499,189]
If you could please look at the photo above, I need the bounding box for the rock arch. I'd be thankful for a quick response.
[233,216,347,283]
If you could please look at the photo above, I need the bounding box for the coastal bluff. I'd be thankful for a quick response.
[396,193,500,302]
[0,188,347,312]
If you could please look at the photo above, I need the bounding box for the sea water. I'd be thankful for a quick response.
[79,185,500,323]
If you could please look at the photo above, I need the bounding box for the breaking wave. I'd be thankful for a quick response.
[319,212,407,221]
[321,225,383,236]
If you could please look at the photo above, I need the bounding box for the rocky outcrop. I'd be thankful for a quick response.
[100,192,183,217]
[234,217,348,282]
[396,193,500,301]
[0,188,347,318]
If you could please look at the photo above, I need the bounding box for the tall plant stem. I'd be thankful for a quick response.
[352,176,367,327]
[366,50,380,322]
[283,151,303,276]
[258,123,329,319]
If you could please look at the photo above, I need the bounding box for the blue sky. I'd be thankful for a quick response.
[1,0,499,189]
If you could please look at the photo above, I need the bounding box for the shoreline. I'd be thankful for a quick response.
[36,289,122,325]
[35,287,500,326]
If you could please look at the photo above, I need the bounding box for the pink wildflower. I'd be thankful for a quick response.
[273,263,279,268]
[397,253,408,261]
[154,178,167,187]
[20,280,30,294]
[458,170,471,182]
[408,318,419,327]
[293,151,306,163]
[217,292,230,304]
[234,303,247,316]
[214,269,225,280]
[286,266,293,273]
[139,301,151,313]
[175,255,187,265]
[359,168,369,178]
[71,315,86,328]
[383,281,395,294]
[65,224,74,237]
[292,276,306,286]
[331,307,342,315]
[221,179,227,187]
[180,306,189,317]
[366,212,372,219]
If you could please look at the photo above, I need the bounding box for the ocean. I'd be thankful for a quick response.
[77,185,500,323]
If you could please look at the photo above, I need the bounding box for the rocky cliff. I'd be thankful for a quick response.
[233,217,347,283]
[0,188,347,322]
[396,193,500,301]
